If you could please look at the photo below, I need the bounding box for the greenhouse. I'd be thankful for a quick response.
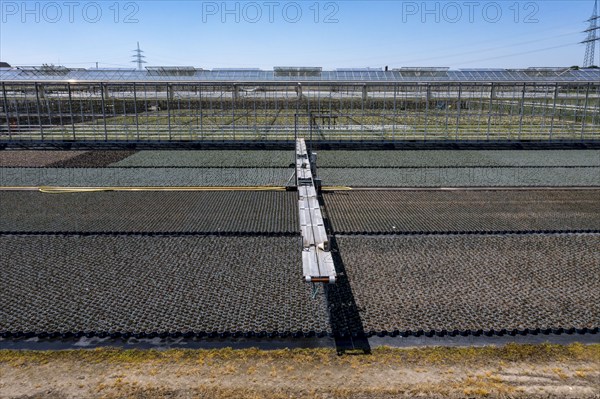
[1,66,599,143]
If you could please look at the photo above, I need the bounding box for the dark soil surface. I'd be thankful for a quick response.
[0,191,298,234]
[47,151,137,168]
[0,151,87,167]
[336,234,600,334]
[0,235,328,336]
[325,190,600,234]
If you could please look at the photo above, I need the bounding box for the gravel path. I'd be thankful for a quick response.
[319,167,600,187]
[0,235,329,336]
[110,150,294,168]
[0,191,298,234]
[325,190,600,233]
[317,150,600,168]
[0,151,86,167]
[336,234,600,334]
[0,168,293,187]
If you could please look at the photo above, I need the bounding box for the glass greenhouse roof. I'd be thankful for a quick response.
[1,66,598,83]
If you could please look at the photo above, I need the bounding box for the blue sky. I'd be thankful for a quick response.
[1,0,598,69]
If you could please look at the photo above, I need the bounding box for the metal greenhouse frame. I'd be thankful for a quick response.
[1,66,599,146]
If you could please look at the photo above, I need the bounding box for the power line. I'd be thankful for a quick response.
[398,31,581,65]
[459,43,576,66]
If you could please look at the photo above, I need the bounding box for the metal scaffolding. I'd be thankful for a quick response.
[297,138,336,286]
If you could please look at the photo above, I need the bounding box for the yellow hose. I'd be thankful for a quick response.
[0,187,40,191]
[0,186,351,193]
[37,186,288,193]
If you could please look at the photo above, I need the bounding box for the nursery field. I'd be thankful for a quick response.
[324,190,600,234]
[0,191,298,234]
[336,234,600,334]
[0,148,599,344]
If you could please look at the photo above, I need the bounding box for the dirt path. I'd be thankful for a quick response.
[1,344,599,398]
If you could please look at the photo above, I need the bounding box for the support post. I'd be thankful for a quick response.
[2,82,11,140]
[100,83,108,141]
[392,84,397,141]
[133,82,140,141]
[34,83,44,140]
[232,86,236,140]
[581,83,590,141]
[166,84,172,141]
[424,84,430,138]
[487,83,494,141]
[518,83,526,140]
[454,83,462,141]
[550,83,558,140]
[490,84,497,100]
[67,83,75,140]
